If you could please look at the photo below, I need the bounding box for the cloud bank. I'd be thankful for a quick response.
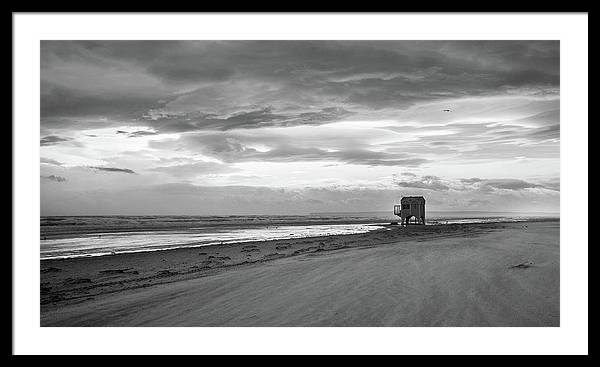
[40,41,560,215]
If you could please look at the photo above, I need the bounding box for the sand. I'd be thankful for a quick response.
[40,220,559,326]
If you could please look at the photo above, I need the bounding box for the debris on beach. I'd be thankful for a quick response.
[99,268,139,275]
[156,270,179,277]
[510,261,534,269]
[41,267,62,273]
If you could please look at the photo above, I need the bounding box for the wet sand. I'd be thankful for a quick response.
[40,220,559,326]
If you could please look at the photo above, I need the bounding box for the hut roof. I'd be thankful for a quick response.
[401,196,426,202]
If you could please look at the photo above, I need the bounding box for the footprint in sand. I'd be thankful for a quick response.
[261,253,286,261]
[209,256,231,261]
[63,277,92,285]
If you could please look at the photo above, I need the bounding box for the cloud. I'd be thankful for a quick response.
[41,175,66,182]
[40,157,63,166]
[41,181,559,216]
[461,177,559,192]
[149,131,430,167]
[89,166,136,174]
[466,198,492,206]
[478,179,551,191]
[245,146,429,167]
[149,161,237,178]
[127,130,158,137]
[39,41,560,215]
[139,106,354,133]
[41,41,559,133]
[394,175,450,191]
[115,129,158,137]
[40,135,71,146]
[461,178,483,184]
[151,134,429,167]
[395,175,560,193]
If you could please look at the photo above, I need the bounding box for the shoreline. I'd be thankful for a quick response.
[40,217,392,240]
[41,219,559,326]
[40,217,558,261]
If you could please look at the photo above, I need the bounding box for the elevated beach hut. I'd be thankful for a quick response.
[393,196,426,225]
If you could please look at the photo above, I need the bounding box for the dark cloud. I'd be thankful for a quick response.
[41,41,559,132]
[141,106,353,133]
[115,129,158,137]
[127,130,158,137]
[41,83,165,119]
[89,166,136,174]
[41,175,66,182]
[40,135,70,146]
[539,178,560,191]
[522,124,560,141]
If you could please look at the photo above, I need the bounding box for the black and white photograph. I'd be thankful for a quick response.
[13,13,588,355]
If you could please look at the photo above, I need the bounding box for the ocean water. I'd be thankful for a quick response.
[40,212,558,260]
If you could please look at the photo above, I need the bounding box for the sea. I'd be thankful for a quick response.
[40,211,558,260]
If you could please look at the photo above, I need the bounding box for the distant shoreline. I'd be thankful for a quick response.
[312,210,560,216]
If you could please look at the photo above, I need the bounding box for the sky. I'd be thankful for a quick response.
[40,41,560,215]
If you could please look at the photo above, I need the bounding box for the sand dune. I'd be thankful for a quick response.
[40,220,559,326]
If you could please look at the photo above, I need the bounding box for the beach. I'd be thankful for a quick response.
[40,219,559,327]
